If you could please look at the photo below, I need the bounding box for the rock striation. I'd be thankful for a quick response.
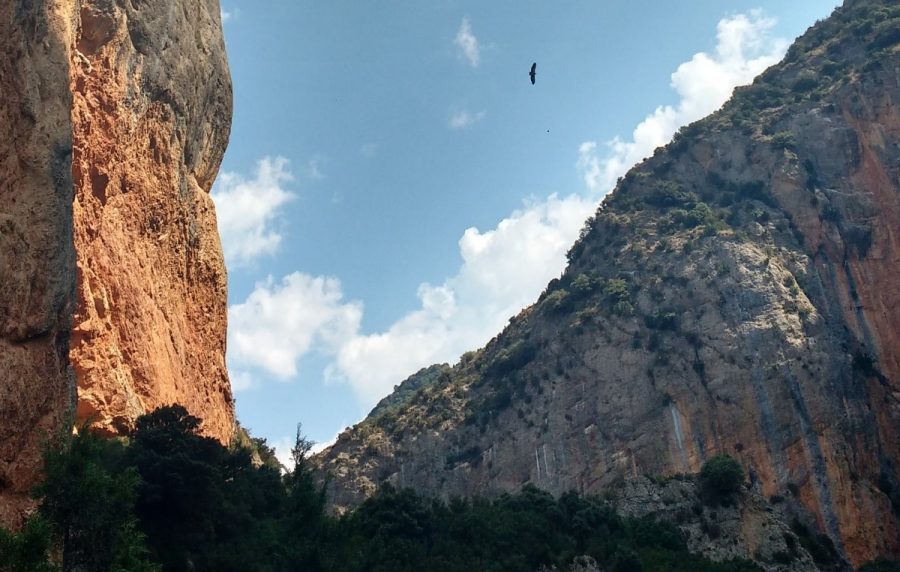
[318,1,900,567]
[0,0,234,525]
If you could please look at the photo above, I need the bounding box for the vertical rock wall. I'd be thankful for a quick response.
[68,0,234,441]
[0,0,234,525]
[0,0,77,525]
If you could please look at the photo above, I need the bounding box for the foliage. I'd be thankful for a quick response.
[0,516,57,572]
[332,484,761,572]
[770,131,797,150]
[486,340,537,377]
[35,427,156,572]
[699,455,744,502]
[644,182,698,209]
[869,18,900,51]
[792,71,819,93]
[790,518,843,571]
[543,289,572,313]
[0,405,771,572]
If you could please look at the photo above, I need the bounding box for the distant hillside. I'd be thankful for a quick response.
[316,1,900,567]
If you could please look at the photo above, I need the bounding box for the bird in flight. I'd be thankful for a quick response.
[530,62,536,85]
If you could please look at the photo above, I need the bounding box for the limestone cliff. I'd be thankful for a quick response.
[69,0,234,441]
[0,0,233,525]
[318,1,900,567]
[0,0,78,527]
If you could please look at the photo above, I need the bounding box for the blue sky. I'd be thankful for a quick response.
[212,1,841,463]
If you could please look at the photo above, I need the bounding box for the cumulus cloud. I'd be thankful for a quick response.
[454,18,481,67]
[212,156,295,268]
[227,12,789,411]
[448,109,486,130]
[331,193,595,405]
[578,10,788,193]
[228,273,362,380]
[230,194,594,406]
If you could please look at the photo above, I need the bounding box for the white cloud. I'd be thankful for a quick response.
[449,109,486,130]
[229,193,594,406]
[331,193,596,405]
[454,18,481,68]
[272,428,344,472]
[212,156,295,268]
[578,10,788,193]
[272,436,296,471]
[220,7,235,23]
[226,12,789,413]
[228,273,362,380]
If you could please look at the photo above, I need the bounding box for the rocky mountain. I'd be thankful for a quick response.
[317,1,900,567]
[0,0,233,526]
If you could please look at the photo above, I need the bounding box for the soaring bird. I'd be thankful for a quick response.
[529,62,536,85]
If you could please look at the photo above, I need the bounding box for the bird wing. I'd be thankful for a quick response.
[531,62,536,73]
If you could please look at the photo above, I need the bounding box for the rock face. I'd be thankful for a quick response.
[318,1,900,567]
[611,476,820,571]
[0,0,233,525]
[0,0,78,527]
[69,0,234,441]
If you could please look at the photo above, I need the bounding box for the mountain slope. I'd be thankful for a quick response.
[317,1,900,566]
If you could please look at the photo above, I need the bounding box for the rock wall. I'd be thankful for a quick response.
[69,0,234,441]
[0,0,234,525]
[0,0,78,527]
[317,2,900,567]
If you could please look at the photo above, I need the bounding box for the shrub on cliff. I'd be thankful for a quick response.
[699,455,744,503]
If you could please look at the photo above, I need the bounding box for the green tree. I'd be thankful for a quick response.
[280,425,332,571]
[35,427,156,572]
[0,516,57,572]
[699,455,744,502]
[126,405,230,570]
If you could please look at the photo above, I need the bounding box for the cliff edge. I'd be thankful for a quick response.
[0,0,234,525]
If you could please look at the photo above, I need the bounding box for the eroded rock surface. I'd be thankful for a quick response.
[318,2,900,567]
[69,0,234,441]
[0,0,77,527]
[0,0,234,525]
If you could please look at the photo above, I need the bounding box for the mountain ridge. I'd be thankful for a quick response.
[316,1,900,567]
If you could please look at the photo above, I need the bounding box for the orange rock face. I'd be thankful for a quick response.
[0,0,234,525]
[68,0,234,442]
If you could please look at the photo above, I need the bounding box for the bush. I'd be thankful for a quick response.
[869,19,900,51]
[645,181,698,209]
[771,131,797,150]
[792,71,818,93]
[543,289,572,313]
[699,455,744,501]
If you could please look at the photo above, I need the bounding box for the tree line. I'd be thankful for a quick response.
[0,405,893,571]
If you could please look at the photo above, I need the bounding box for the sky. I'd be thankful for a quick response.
[212,0,841,465]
